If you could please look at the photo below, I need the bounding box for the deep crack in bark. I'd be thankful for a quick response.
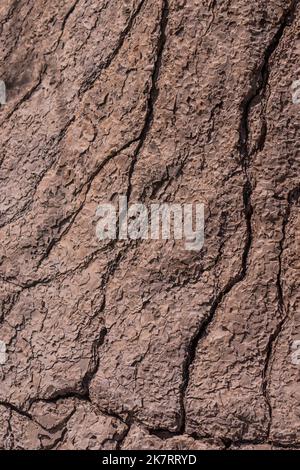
[177,0,299,436]
[126,0,169,202]
[238,0,299,161]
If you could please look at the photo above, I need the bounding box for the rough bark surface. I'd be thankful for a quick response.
[0,0,299,450]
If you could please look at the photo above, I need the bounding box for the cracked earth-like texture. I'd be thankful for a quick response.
[0,0,299,450]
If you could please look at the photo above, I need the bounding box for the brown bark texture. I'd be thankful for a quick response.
[0,0,299,450]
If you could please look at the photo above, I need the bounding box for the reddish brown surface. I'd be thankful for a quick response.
[0,0,299,449]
